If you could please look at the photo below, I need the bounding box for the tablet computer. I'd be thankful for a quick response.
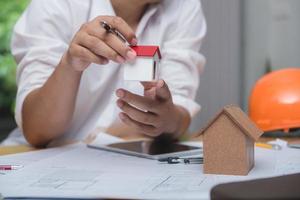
[88,139,202,160]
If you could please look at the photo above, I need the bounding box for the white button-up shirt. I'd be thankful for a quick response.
[3,0,206,145]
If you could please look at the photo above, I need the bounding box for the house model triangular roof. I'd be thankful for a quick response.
[131,46,161,59]
[201,105,264,141]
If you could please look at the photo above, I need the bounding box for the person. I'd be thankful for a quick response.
[2,0,206,147]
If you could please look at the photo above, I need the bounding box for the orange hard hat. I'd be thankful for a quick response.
[249,68,300,133]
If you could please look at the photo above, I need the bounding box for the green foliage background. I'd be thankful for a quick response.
[0,0,29,113]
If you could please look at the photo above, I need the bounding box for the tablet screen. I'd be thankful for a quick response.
[107,140,200,155]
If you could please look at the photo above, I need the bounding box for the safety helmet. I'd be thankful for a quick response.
[249,68,300,133]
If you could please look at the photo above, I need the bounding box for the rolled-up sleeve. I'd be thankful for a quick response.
[11,0,72,130]
[160,0,206,118]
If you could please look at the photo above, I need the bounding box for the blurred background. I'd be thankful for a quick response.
[0,0,299,142]
[0,0,29,141]
[192,0,300,132]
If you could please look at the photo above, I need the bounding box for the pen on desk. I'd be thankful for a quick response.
[158,157,203,164]
[287,143,300,149]
[0,165,23,170]
[255,143,281,150]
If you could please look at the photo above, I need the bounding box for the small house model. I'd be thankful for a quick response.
[201,105,264,176]
[123,45,161,81]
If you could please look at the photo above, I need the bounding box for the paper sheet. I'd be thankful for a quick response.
[0,140,300,199]
[0,143,80,176]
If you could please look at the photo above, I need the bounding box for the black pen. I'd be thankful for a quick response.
[158,157,203,164]
[100,21,128,44]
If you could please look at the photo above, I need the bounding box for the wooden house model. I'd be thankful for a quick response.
[201,105,264,175]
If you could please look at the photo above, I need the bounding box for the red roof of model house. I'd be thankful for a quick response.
[131,46,161,59]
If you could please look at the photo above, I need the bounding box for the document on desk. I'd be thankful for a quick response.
[0,143,80,176]
[1,140,300,199]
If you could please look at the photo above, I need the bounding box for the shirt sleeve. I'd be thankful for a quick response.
[159,0,206,118]
[11,0,72,131]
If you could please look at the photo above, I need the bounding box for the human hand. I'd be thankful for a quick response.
[63,16,137,71]
[116,80,186,137]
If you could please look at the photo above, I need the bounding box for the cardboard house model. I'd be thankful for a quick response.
[123,45,161,81]
[201,105,264,176]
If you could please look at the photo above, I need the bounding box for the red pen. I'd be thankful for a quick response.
[0,165,23,170]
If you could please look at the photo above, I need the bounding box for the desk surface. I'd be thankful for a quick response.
[0,145,35,156]
[1,135,300,156]
[1,135,300,199]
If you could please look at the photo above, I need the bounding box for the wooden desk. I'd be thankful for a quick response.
[0,145,35,155]
[1,136,300,156]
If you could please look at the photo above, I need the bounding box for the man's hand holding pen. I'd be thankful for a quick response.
[63,16,138,72]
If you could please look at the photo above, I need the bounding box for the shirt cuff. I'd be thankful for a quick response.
[172,95,201,118]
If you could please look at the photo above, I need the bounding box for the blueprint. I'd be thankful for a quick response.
[0,136,300,199]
